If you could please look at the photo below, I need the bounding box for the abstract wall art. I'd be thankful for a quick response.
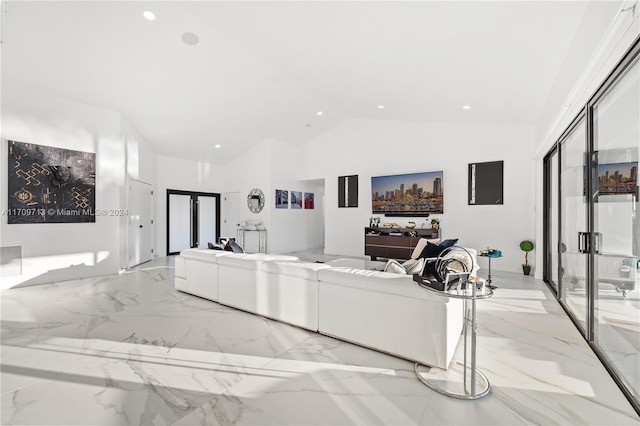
[468,160,503,205]
[338,175,358,207]
[7,140,96,223]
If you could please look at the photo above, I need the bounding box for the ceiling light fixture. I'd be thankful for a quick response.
[378,105,384,109]
[317,111,323,116]
[214,144,221,148]
[181,32,200,46]
[462,105,471,110]
[143,11,156,21]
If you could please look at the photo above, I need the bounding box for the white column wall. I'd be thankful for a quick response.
[122,117,158,268]
[1,85,124,288]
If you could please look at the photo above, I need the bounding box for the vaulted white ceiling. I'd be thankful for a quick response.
[1,1,623,164]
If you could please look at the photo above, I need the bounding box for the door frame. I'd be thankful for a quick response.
[543,34,640,416]
[542,145,558,293]
[223,191,241,239]
[128,178,153,268]
[166,189,221,255]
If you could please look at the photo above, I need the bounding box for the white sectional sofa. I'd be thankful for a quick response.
[175,249,233,301]
[217,254,315,330]
[317,267,463,370]
[175,248,468,370]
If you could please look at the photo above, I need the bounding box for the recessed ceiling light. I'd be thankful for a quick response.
[317,111,323,116]
[143,11,155,21]
[214,144,221,148]
[181,32,199,46]
[462,105,471,110]
[378,105,385,109]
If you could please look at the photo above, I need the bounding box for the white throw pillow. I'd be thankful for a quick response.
[401,258,425,275]
[441,249,474,273]
[384,259,407,274]
[411,238,442,259]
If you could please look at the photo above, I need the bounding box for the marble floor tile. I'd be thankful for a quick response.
[1,255,639,425]
[226,363,432,425]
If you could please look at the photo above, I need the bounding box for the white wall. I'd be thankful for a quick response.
[219,139,272,252]
[156,155,224,256]
[221,138,325,254]
[535,2,639,154]
[534,0,626,146]
[122,117,158,265]
[123,118,156,185]
[1,85,124,288]
[533,2,640,277]
[0,85,158,288]
[298,119,536,273]
[268,139,325,253]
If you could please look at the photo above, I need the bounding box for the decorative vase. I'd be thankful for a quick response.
[522,265,531,275]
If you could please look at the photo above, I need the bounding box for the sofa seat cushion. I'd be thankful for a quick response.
[318,267,448,302]
[217,253,299,271]
[261,261,332,280]
[179,248,233,263]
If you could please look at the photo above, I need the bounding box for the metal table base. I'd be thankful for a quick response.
[415,361,490,400]
[414,279,492,400]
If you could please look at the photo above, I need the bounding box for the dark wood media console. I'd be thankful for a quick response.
[364,227,441,261]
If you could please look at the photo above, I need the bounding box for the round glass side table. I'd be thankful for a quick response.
[413,277,493,400]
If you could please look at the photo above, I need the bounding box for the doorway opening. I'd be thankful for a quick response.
[166,190,221,255]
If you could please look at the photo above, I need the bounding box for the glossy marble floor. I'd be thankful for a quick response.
[2,253,639,425]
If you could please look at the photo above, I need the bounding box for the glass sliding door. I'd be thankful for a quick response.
[544,37,640,414]
[591,54,640,402]
[559,116,589,332]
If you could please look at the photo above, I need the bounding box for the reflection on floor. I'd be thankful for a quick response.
[1,253,639,425]
[562,281,640,403]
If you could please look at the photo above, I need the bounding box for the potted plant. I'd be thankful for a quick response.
[519,240,534,275]
[430,218,440,229]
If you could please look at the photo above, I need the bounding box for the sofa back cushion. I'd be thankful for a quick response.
[317,267,452,302]
[261,261,331,280]
[179,248,233,263]
[217,253,299,271]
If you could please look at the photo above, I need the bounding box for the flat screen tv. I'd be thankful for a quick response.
[371,171,443,216]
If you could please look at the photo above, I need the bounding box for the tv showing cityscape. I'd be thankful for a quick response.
[598,161,638,196]
[371,171,443,216]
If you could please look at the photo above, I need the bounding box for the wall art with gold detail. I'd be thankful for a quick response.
[7,140,95,224]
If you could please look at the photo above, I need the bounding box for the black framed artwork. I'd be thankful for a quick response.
[338,175,358,207]
[468,161,503,205]
[7,140,96,223]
